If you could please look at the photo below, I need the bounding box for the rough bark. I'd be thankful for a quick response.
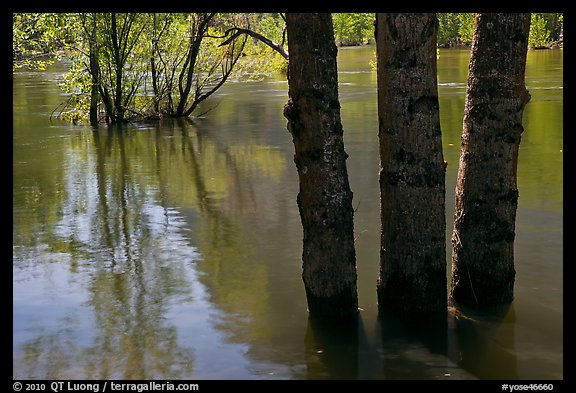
[375,13,447,318]
[451,13,531,307]
[284,13,358,318]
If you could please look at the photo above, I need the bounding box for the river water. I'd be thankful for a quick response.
[13,46,563,380]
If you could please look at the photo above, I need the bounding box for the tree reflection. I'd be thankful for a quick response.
[165,119,306,374]
[448,302,518,379]
[14,114,298,379]
[15,126,198,379]
[375,303,518,380]
[304,314,360,379]
[377,310,453,379]
[14,47,562,379]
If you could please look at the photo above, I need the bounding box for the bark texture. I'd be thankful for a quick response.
[375,13,447,317]
[451,13,531,307]
[284,13,358,318]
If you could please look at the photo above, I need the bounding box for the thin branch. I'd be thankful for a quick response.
[216,27,289,60]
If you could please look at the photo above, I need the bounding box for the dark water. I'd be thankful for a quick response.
[13,46,563,380]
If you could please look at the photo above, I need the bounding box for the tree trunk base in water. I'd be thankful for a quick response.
[377,269,447,319]
[286,13,359,319]
[305,286,359,319]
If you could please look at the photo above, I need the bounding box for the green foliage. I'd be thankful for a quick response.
[43,13,253,123]
[528,13,563,48]
[529,14,551,48]
[539,13,563,42]
[437,13,563,48]
[58,59,92,122]
[59,13,150,123]
[234,13,288,79]
[332,13,374,46]
[437,13,460,46]
[15,12,564,123]
[437,13,474,46]
[457,13,474,44]
[13,13,76,70]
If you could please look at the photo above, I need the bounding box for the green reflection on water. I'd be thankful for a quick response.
[13,46,562,380]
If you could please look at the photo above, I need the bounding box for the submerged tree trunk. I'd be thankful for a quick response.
[451,13,531,307]
[174,13,215,118]
[86,13,100,127]
[110,13,125,123]
[284,13,358,318]
[375,13,447,317]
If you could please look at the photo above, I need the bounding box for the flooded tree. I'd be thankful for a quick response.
[451,13,531,307]
[168,14,247,118]
[59,13,249,124]
[284,13,359,318]
[79,13,101,127]
[375,13,447,317]
[67,13,146,125]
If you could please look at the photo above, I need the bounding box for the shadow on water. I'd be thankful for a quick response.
[377,309,452,379]
[304,313,361,379]
[448,300,518,380]
[298,297,519,380]
[302,302,518,380]
[374,301,517,380]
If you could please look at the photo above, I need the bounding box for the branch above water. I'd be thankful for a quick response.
[215,27,289,61]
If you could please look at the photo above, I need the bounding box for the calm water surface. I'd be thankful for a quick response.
[13,47,563,380]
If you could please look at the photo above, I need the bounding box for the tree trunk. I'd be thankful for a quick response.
[451,13,531,307]
[88,14,100,127]
[375,13,447,318]
[110,13,124,123]
[284,13,358,318]
[175,13,214,118]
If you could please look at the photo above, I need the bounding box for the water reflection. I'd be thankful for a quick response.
[448,303,518,380]
[304,314,360,379]
[13,47,563,380]
[15,125,200,379]
[13,112,303,379]
[377,311,451,379]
